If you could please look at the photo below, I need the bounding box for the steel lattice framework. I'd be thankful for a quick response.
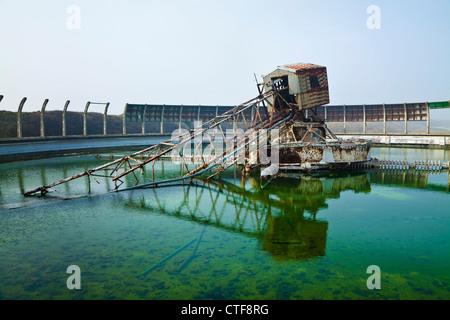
[24,86,293,197]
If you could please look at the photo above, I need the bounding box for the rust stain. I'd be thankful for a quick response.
[279,140,371,166]
[282,63,325,74]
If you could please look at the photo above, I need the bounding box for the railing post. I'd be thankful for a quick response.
[17,97,27,139]
[83,101,90,136]
[403,103,407,134]
[62,100,70,137]
[40,99,49,138]
[179,105,184,131]
[363,104,366,134]
[103,102,110,135]
[142,104,148,135]
[161,104,165,134]
[123,103,128,135]
[343,104,346,133]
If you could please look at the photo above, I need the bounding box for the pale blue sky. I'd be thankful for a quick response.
[0,0,449,116]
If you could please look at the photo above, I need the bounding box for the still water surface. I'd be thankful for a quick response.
[0,147,449,300]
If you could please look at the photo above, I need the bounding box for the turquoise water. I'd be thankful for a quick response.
[0,147,449,300]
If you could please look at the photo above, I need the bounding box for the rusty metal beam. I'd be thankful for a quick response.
[24,89,284,197]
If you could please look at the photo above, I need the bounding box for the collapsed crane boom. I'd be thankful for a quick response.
[24,86,292,197]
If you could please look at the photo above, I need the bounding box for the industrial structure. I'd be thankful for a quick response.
[259,63,370,173]
[14,62,450,196]
[23,63,366,196]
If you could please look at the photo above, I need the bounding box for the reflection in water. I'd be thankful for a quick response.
[1,154,448,300]
[118,172,375,262]
[116,168,448,262]
[369,170,450,192]
[18,168,24,194]
[3,159,449,263]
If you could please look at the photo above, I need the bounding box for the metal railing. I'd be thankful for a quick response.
[1,95,449,139]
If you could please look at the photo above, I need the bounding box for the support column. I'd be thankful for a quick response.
[123,103,128,135]
[161,104,165,134]
[103,103,110,135]
[383,104,386,134]
[363,104,366,134]
[83,101,91,136]
[17,97,27,139]
[403,103,407,134]
[343,105,346,133]
[179,105,184,131]
[62,100,70,137]
[142,104,148,135]
[40,99,49,138]
[426,102,430,135]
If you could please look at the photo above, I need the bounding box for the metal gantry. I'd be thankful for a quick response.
[24,86,292,196]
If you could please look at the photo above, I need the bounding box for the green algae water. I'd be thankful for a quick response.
[0,147,449,300]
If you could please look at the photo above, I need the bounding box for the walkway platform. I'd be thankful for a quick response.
[0,134,170,163]
[1,133,449,164]
[337,134,450,149]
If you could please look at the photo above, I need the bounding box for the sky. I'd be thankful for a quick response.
[0,0,449,117]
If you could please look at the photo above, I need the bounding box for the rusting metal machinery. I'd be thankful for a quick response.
[24,62,372,197]
[24,84,291,196]
[261,63,371,176]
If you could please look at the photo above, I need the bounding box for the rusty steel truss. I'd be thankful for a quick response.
[24,85,295,197]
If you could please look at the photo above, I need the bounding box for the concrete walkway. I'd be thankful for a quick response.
[0,134,170,163]
[1,133,449,163]
[337,134,450,149]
